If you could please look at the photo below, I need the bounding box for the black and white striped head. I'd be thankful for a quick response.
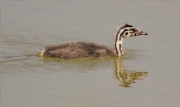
[115,23,148,38]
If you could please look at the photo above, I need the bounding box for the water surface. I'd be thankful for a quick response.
[0,1,179,107]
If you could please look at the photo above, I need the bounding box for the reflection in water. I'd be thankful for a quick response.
[113,58,148,87]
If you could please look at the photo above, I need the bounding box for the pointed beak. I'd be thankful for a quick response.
[137,31,148,35]
[135,28,148,36]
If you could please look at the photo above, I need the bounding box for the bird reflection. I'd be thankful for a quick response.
[113,57,148,87]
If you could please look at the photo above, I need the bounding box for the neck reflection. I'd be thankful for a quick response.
[113,57,148,87]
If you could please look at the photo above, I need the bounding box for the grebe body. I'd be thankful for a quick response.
[40,23,148,58]
[41,42,114,58]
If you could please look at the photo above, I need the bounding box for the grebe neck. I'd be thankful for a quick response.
[114,29,125,56]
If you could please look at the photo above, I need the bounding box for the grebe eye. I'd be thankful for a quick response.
[125,32,128,35]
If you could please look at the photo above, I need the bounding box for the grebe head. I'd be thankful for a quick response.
[117,23,148,38]
[114,23,148,56]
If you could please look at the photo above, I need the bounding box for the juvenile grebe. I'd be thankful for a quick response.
[40,23,148,58]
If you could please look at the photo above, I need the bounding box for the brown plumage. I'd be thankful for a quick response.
[40,23,148,59]
[41,42,114,58]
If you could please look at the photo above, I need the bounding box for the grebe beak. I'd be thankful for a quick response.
[135,28,148,35]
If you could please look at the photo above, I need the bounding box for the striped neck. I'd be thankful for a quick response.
[114,28,125,56]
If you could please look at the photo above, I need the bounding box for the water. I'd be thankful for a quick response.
[0,1,179,107]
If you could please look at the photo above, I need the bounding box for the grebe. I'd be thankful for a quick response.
[40,23,148,58]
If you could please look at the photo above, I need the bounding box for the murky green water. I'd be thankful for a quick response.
[0,1,179,107]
